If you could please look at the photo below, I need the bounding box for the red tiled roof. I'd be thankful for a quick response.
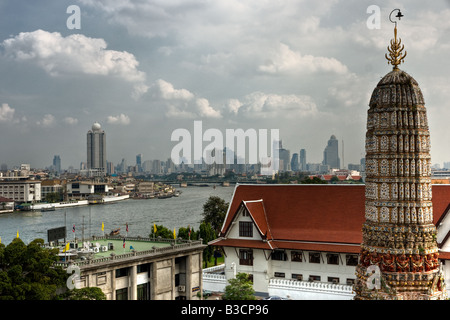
[242,200,273,240]
[430,185,450,225]
[218,184,450,255]
[271,241,361,254]
[210,238,273,250]
[222,184,366,245]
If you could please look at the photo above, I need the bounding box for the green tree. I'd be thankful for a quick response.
[201,196,229,267]
[177,226,198,240]
[301,176,327,184]
[149,224,173,239]
[0,238,67,300]
[198,222,216,267]
[222,273,256,300]
[63,287,106,300]
[45,192,62,203]
[329,176,340,184]
[202,196,228,236]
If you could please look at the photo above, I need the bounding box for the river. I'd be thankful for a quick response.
[0,186,235,245]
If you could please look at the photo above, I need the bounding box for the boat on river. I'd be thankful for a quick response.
[40,206,56,212]
[110,228,120,236]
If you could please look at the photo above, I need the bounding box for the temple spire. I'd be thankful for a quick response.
[385,9,407,70]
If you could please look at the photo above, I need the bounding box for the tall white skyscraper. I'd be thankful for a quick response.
[87,122,106,174]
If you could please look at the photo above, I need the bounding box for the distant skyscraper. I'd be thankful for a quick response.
[322,135,340,169]
[53,155,61,173]
[107,161,115,175]
[291,153,299,171]
[136,154,143,172]
[87,122,106,174]
[276,140,290,172]
[299,149,306,171]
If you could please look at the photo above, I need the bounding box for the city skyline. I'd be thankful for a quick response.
[0,125,359,172]
[1,1,450,169]
[3,120,450,173]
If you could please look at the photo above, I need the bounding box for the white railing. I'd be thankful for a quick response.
[203,265,227,292]
[268,278,354,300]
[203,264,226,274]
[200,265,355,300]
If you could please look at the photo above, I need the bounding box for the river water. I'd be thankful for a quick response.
[0,186,234,245]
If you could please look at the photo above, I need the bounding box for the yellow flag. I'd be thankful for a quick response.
[63,242,70,252]
[16,230,19,238]
[102,222,104,231]
[153,224,157,233]
[173,228,176,239]
[0,236,2,244]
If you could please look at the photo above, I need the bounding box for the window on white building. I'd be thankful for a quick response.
[239,249,253,266]
[346,254,359,266]
[271,250,288,261]
[309,275,321,281]
[309,252,321,264]
[328,277,340,284]
[292,273,303,280]
[239,221,253,237]
[291,251,303,262]
[327,253,339,265]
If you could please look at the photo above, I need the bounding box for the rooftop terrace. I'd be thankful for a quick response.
[53,236,204,268]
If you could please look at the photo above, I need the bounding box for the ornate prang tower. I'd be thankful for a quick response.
[354,9,447,300]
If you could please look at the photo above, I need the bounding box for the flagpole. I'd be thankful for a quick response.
[64,211,67,244]
[89,207,92,239]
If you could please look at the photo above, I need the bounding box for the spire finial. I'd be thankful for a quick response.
[385,9,407,70]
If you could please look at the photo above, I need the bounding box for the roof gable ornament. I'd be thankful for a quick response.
[385,9,407,70]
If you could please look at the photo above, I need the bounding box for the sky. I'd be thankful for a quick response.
[1,0,450,170]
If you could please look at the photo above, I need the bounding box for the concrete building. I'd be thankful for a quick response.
[0,196,14,213]
[0,180,41,203]
[66,181,110,199]
[136,181,154,195]
[41,179,64,201]
[55,236,205,300]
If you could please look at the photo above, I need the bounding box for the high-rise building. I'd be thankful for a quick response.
[322,135,340,169]
[107,161,115,175]
[276,140,290,172]
[299,149,306,171]
[354,15,446,300]
[87,122,106,174]
[136,154,143,172]
[290,153,299,171]
[53,155,61,173]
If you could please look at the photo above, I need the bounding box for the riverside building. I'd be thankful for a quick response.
[56,236,205,300]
